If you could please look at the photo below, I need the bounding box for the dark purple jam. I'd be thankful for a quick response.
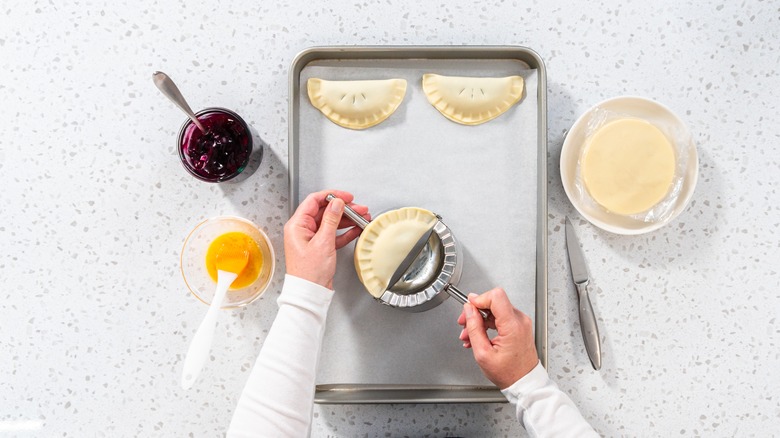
[178,109,252,182]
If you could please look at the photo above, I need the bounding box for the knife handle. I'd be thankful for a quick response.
[576,283,602,370]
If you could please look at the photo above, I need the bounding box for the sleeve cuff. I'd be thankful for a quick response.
[500,361,550,404]
[279,274,335,310]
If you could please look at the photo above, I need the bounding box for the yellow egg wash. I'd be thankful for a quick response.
[205,232,263,289]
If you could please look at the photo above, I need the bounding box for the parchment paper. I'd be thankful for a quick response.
[297,59,538,386]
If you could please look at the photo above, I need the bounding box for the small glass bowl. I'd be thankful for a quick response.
[177,107,253,183]
[181,216,275,308]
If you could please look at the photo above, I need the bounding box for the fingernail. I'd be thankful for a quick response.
[330,198,344,212]
[464,303,473,317]
[468,293,478,300]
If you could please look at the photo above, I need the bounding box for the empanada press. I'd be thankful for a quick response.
[328,194,488,318]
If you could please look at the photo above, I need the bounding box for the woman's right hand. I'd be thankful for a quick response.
[457,288,539,389]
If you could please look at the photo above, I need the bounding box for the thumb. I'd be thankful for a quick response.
[464,303,491,353]
[316,197,344,242]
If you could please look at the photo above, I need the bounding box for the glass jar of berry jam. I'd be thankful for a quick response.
[177,107,253,183]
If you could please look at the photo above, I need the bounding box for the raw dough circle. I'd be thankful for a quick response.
[581,118,676,215]
[354,207,438,298]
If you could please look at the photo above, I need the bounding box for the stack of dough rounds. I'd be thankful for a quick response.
[354,207,438,298]
[581,118,676,215]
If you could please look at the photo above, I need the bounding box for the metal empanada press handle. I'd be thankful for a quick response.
[326,193,370,229]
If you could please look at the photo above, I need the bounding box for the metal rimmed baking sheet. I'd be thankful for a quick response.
[288,46,547,404]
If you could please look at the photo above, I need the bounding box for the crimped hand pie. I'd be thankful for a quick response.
[307,78,407,129]
[422,74,524,125]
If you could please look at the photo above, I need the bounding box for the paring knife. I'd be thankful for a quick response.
[565,217,602,370]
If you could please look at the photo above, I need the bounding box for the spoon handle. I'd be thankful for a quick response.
[152,71,207,133]
[180,270,237,389]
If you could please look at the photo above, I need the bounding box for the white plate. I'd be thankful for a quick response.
[560,96,698,235]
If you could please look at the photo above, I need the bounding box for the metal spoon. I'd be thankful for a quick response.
[152,71,207,133]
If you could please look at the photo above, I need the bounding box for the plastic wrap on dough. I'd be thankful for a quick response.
[573,107,693,223]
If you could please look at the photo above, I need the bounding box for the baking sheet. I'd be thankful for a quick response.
[289,47,547,401]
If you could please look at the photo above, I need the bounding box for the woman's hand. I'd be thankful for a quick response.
[458,288,539,389]
[283,190,369,290]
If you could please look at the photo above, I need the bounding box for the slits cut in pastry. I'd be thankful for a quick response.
[422,74,524,125]
[307,78,407,130]
[354,207,438,298]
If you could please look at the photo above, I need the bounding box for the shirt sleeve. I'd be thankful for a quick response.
[501,361,600,437]
[227,274,334,438]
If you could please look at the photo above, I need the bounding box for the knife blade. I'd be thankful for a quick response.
[565,217,602,370]
[385,225,436,292]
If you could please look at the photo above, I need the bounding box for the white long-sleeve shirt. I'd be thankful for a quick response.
[227,275,598,437]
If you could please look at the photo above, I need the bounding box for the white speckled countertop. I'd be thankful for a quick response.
[1,0,778,436]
